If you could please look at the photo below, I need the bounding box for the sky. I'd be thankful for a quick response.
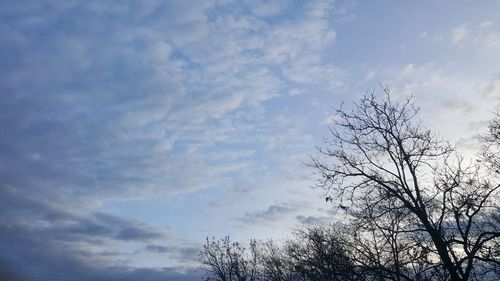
[0,0,499,280]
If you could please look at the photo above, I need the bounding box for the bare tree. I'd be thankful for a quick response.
[257,240,295,281]
[310,89,500,281]
[339,211,448,281]
[285,225,362,281]
[200,226,362,281]
[199,236,259,281]
[479,111,500,278]
[482,111,500,171]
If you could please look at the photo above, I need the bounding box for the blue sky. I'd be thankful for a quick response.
[1,0,499,280]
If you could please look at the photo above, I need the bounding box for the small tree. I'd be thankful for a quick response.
[285,225,362,281]
[257,240,295,281]
[199,236,259,281]
[311,89,500,281]
[199,225,362,281]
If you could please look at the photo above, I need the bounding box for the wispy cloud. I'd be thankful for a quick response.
[452,25,468,44]
[2,1,500,280]
[145,244,200,263]
[238,202,307,226]
[0,0,343,277]
[450,22,500,53]
[295,215,332,225]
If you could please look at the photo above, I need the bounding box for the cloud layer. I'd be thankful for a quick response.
[1,1,499,280]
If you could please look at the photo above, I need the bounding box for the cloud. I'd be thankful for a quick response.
[0,0,346,278]
[146,245,200,263]
[479,21,494,28]
[0,223,197,281]
[402,63,415,75]
[146,245,171,253]
[0,188,171,280]
[0,253,201,281]
[473,31,500,53]
[115,227,164,241]
[439,99,474,114]
[0,192,168,244]
[365,71,376,81]
[370,62,499,155]
[449,22,500,54]
[245,0,289,17]
[482,76,500,99]
[238,203,305,225]
[295,215,332,225]
[452,25,468,44]
[2,1,498,280]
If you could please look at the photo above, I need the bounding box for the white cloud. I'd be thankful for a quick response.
[152,42,173,61]
[376,63,498,153]
[452,25,468,44]
[402,63,415,75]
[237,202,307,225]
[479,21,494,28]
[482,76,500,99]
[473,31,500,53]
[245,0,289,17]
[449,22,500,54]
[365,70,376,80]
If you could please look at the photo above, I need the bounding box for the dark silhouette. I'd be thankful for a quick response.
[199,226,363,281]
[311,89,500,280]
[200,90,500,281]
[199,236,259,281]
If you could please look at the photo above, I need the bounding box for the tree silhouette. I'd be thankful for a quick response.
[310,88,500,281]
[200,90,500,281]
[284,225,362,281]
[199,236,259,281]
[199,226,362,281]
